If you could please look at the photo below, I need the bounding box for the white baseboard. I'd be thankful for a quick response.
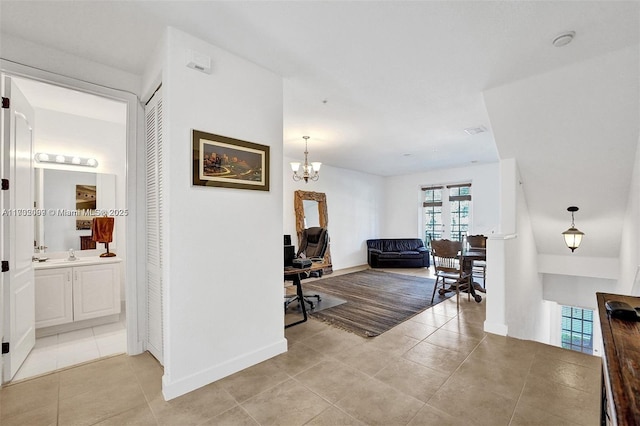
[483,321,508,336]
[161,338,287,401]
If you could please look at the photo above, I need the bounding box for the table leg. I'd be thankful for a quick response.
[463,259,482,303]
[285,273,308,328]
[465,276,482,303]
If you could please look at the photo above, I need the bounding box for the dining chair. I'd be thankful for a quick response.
[430,239,470,309]
[467,234,487,288]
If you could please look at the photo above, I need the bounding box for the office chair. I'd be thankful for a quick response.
[285,227,329,310]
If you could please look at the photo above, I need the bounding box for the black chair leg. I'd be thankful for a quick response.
[430,277,440,304]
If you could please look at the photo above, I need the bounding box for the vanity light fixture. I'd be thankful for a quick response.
[562,206,584,252]
[35,153,99,168]
[290,136,321,183]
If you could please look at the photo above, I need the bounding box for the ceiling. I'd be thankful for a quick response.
[11,77,127,125]
[1,1,639,259]
[1,1,637,177]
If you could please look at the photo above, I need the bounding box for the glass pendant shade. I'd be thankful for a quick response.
[562,227,584,252]
[562,206,584,252]
[291,136,320,183]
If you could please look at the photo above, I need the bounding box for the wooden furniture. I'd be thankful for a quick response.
[80,235,96,250]
[294,190,332,273]
[596,292,640,425]
[34,257,121,336]
[467,234,487,286]
[284,263,326,328]
[459,249,485,303]
[431,239,467,309]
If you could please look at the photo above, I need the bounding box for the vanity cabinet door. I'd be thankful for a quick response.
[72,263,121,321]
[35,267,73,328]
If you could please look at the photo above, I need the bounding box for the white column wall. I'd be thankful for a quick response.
[158,28,285,399]
[621,134,640,295]
[506,161,546,341]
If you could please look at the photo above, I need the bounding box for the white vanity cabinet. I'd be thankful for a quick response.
[34,258,121,330]
[34,267,73,328]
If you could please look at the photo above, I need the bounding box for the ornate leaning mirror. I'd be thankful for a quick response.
[294,190,332,273]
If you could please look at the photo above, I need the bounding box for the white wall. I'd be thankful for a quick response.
[154,28,285,400]
[504,164,545,341]
[283,159,385,270]
[543,274,616,311]
[382,163,500,238]
[620,134,640,295]
[32,108,127,256]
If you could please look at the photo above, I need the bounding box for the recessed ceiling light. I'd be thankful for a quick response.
[552,31,575,47]
[403,153,412,157]
[464,126,487,136]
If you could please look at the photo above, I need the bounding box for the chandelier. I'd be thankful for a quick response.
[290,136,321,183]
[562,206,584,252]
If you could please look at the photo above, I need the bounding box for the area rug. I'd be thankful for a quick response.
[301,269,450,337]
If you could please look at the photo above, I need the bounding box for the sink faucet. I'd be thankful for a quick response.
[68,249,77,261]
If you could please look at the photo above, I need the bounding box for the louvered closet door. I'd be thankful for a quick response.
[145,87,164,364]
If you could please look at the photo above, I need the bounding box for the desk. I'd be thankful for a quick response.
[597,292,640,425]
[459,249,486,303]
[283,263,326,328]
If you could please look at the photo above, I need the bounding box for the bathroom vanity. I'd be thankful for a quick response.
[34,257,122,337]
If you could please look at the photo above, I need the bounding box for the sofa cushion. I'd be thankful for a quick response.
[378,251,401,258]
[399,251,423,257]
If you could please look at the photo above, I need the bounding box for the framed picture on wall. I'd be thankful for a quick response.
[192,130,270,191]
[75,184,96,230]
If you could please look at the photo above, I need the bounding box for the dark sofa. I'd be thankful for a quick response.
[366,238,430,268]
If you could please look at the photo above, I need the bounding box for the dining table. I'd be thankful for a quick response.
[459,248,486,303]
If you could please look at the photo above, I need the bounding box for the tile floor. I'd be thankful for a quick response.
[12,313,127,381]
[0,267,602,425]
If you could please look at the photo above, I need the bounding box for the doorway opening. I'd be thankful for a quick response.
[1,67,141,384]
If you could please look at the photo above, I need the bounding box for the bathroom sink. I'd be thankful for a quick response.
[33,256,120,269]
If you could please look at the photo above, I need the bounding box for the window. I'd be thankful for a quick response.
[561,306,594,355]
[423,186,443,244]
[422,183,471,246]
[448,184,471,242]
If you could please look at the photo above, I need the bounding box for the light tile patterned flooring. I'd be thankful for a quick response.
[12,314,127,382]
[0,267,601,425]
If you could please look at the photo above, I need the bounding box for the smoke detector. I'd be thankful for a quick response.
[552,31,575,47]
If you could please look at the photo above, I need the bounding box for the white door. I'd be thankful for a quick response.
[145,88,164,364]
[1,76,35,382]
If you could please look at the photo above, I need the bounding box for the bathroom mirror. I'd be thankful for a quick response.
[294,190,332,272]
[35,168,117,252]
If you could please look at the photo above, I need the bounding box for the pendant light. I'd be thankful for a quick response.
[290,136,321,183]
[562,206,584,252]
